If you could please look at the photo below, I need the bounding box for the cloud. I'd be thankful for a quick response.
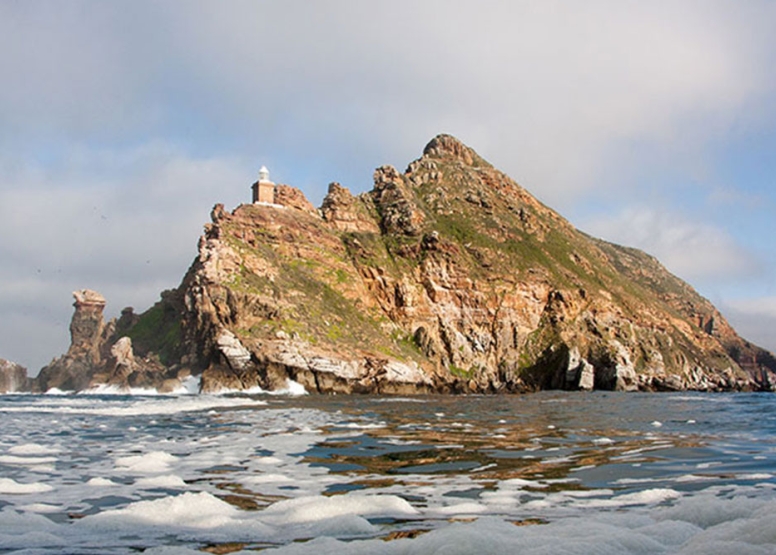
[3,2,775,201]
[580,207,760,284]
[0,3,166,141]
[159,1,776,203]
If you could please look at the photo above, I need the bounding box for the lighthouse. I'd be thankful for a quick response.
[252,165,275,204]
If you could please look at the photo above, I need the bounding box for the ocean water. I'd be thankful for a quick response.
[1,391,776,554]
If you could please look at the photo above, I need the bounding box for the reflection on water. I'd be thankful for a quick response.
[1,391,775,553]
[297,393,711,499]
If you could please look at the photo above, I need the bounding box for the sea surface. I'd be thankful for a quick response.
[1,389,776,554]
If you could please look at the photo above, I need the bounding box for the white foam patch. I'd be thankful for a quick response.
[0,395,267,417]
[676,474,717,483]
[0,454,58,465]
[80,375,202,396]
[501,478,537,488]
[656,493,771,529]
[87,477,120,487]
[287,379,308,395]
[73,491,283,545]
[271,379,307,396]
[614,477,662,485]
[543,456,575,465]
[340,422,387,430]
[18,503,63,513]
[0,478,54,494]
[8,443,60,455]
[43,388,69,395]
[115,451,177,474]
[432,502,489,515]
[202,383,267,395]
[593,437,615,445]
[173,375,201,395]
[82,384,162,395]
[260,496,776,555]
[736,473,773,481]
[79,491,242,530]
[260,494,419,525]
[369,397,427,404]
[136,475,187,489]
[209,378,307,396]
[615,488,681,506]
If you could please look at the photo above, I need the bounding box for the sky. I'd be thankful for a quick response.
[2,1,776,374]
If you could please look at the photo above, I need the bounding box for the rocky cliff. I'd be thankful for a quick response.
[33,135,776,393]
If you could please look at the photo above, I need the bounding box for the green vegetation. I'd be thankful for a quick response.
[127,300,182,366]
[448,364,476,379]
[221,224,427,362]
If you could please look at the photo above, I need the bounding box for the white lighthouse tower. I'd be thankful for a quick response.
[252,165,275,204]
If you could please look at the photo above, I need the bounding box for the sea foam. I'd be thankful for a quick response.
[1,391,775,554]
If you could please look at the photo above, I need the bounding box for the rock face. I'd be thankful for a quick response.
[0,358,28,393]
[321,182,380,233]
[34,290,179,392]
[274,184,318,216]
[45,134,776,394]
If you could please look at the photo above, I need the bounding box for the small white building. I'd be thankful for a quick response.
[252,165,275,204]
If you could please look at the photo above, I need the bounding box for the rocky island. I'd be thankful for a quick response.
[21,135,776,394]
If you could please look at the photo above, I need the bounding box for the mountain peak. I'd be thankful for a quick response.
[422,134,483,166]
